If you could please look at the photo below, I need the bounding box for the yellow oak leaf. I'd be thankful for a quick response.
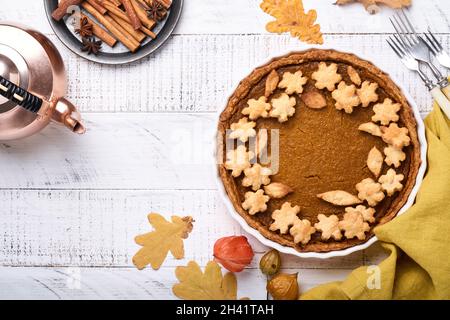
[133,213,194,270]
[260,0,323,44]
[172,260,239,300]
[335,0,411,14]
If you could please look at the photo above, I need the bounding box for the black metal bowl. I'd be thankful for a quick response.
[44,0,183,65]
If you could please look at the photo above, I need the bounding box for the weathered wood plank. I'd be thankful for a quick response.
[47,34,441,113]
[0,189,374,268]
[0,114,217,190]
[1,3,443,113]
[180,0,450,34]
[0,111,428,190]
[0,266,352,300]
[2,0,450,35]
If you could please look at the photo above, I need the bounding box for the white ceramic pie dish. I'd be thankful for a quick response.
[214,46,428,259]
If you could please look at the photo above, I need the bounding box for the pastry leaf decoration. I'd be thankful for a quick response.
[335,0,411,14]
[133,213,194,270]
[172,261,240,300]
[260,0,323,44]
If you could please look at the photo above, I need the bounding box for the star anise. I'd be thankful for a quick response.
[81,37,102,55]
[75,17,93,37]
[146,0,167,22]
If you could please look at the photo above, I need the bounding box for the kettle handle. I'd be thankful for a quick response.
[0,75,43,113]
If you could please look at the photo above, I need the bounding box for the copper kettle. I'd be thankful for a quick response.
[0,22,85,141]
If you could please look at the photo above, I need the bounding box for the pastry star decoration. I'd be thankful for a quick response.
[357,81,379,107]
[332,81,361,113]
[229,117,256,142]
[269,202,300,234]
[242,164,273,191]
[372,98,401,125]
[224,145,254,177]
[378,168,404,196]
[314,214,342,240]
[312,62,342,91]
[269,93,297,122]
[381,123,411,148]
[242,96,271,120]
[338,210,370,240]
[242,189,270,215]
[278,70,308,95]
[290,219,316,245]
[345,205,376,223]
[384,145,406,168]
[356,178,385,207]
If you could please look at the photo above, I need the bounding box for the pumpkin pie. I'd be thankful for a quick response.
[217,49,421,252]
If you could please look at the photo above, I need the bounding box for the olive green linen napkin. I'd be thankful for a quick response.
[301,104,450,300]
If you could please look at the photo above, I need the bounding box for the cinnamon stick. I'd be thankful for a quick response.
[139,25,157,39]
[104,15,141,48]
[136,0,150,10]
[121,0,142,30]
[108,14,146,42]
[154,0,172,10]
[102,1,130,21]
[102,2,156,39]
[82,1,140,52]
[100,0,121,5]
[86,0,107,15]
[130,0,156,30]
[52,0,82,21]
[81,14,118,47]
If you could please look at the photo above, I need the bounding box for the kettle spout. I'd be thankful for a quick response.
[51,98,86,134]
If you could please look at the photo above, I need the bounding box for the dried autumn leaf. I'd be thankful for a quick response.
[172,260,240,300]
[260,0,323,44]
[133,213,194,270]
[335,0,411,14]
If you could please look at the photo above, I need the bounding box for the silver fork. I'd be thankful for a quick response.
[390,10,448,88]
[387,36,450,119]
[422,28,450,69]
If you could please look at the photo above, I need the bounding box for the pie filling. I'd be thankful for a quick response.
[218,49,420,252]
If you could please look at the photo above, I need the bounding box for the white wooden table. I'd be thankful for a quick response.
[0,0,449,300]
